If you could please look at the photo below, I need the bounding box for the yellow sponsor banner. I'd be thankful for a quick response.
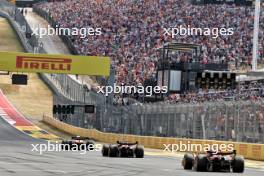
[0,51,110,76]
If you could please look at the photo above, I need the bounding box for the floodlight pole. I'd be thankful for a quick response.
[252,0,261,71]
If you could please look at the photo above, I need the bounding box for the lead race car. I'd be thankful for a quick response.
[61,136,95,150]
[182,150,244,173]
[102,141,144,158]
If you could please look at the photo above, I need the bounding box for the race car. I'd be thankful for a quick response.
[182,150,244,173]
[61,136,95,150]
[102,141,144,158]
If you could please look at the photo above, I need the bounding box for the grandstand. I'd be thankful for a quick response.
[32,0,264,104]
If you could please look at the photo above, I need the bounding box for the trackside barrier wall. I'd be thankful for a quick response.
[43,115,264,161]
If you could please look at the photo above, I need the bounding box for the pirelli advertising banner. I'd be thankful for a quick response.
[0,52,110,76]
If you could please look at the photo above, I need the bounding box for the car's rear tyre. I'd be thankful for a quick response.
[182,153,194,170]
[233,156,244,173]
[102,144,109,157]
[108,145,118,157]
[195,154,208,172]
[79,143,86,150]
[135,145,144,158]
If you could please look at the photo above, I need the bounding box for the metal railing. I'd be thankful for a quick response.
[99,101,264,143]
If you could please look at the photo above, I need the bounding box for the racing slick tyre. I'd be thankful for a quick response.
[102,144,109,157]
[182,153,194,170]
[108,145,118,157]
[232,156,244,173]
[195,154,208,172]
[135,145,144,158]
[86,140,95,151]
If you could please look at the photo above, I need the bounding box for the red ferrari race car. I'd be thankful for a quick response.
[102,141,144,158]
[182,150,244,173]
[61,136,95,150]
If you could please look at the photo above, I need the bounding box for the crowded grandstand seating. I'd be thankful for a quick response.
[35,0,264,104]
[167,81,264,104]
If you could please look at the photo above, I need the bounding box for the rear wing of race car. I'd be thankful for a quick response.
[193,150,237,156]
[117,141,138,145]
[207,150,237,156]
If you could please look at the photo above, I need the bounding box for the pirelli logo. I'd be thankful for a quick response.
[16,56,72,71]
[0,51,110,75]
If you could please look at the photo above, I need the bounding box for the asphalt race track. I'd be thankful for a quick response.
[0,117,263,176]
